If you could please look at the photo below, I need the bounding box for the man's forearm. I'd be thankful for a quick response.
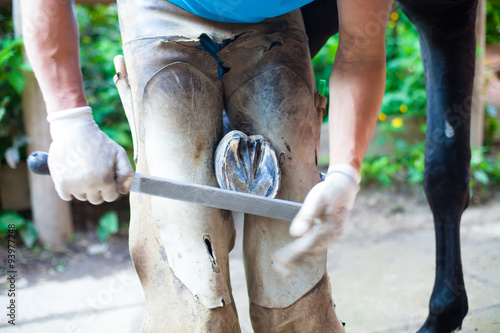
[328,0,392,173]
[327,55,386,173]
[21,0,87,113]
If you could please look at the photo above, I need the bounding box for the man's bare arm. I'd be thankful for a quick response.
[21,0,87,113]
[20,0,133,204]
[328,0,393,172]
[273,0,394,272]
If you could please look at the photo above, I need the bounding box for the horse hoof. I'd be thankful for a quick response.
[215,130,280,198]
[417,318,463,333]
[416,290,468,333]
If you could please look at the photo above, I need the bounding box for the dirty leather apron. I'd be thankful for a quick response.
[117,0,344,331]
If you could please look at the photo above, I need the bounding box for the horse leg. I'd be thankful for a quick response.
[397,0,478,331]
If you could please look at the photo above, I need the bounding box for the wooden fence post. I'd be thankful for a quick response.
[13,0,73,249]
[471,0,487,147]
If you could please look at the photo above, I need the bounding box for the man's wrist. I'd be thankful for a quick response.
[45,89,88,114]
[47,106,92,123]
[47,106,96,141]
[327,163,361,185]
[328,152,362,173]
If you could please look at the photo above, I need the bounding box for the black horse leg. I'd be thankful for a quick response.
[397,0,478,332]
[301,0,339,58]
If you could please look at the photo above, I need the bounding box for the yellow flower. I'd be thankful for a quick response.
[378,112,387,121]
[390,12,399,21]
[399,104,408,113]
[391,117,404,128]
[388,20,396,29]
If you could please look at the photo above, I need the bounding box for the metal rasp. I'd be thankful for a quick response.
[27,151,302,221]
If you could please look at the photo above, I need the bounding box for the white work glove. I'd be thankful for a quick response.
[47,106,133,205]
[273,164,360,275]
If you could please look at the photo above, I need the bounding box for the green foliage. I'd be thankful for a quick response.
[0,37,27,95]
[362,142,500,202]
[0,211,38,248]
[97,210,119,242]
[383,9,426,117]
[311,36,338,121]
[312,7,427,121]
[0,10,30,168]
[76,4,133,154]
[361,155,402,186]
[361,141,425,186]
[484,105,499,146]
[486,2,500,45]
[312,35,338,83]
[0,7,13,32]
[470,146,500,200]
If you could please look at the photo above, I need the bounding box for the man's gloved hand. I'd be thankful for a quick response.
[273,164,360,274]
[47,106,134,205]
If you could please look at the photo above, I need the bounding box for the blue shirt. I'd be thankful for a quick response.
[168,0,315,23]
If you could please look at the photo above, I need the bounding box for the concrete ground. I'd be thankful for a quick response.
[1,191,499,333]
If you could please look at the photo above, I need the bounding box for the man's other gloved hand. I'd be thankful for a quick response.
[273,164,360,274]
[47,106,133,205]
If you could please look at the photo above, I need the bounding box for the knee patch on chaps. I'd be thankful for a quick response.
[217,32,328,309]
[127,60,237,310]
